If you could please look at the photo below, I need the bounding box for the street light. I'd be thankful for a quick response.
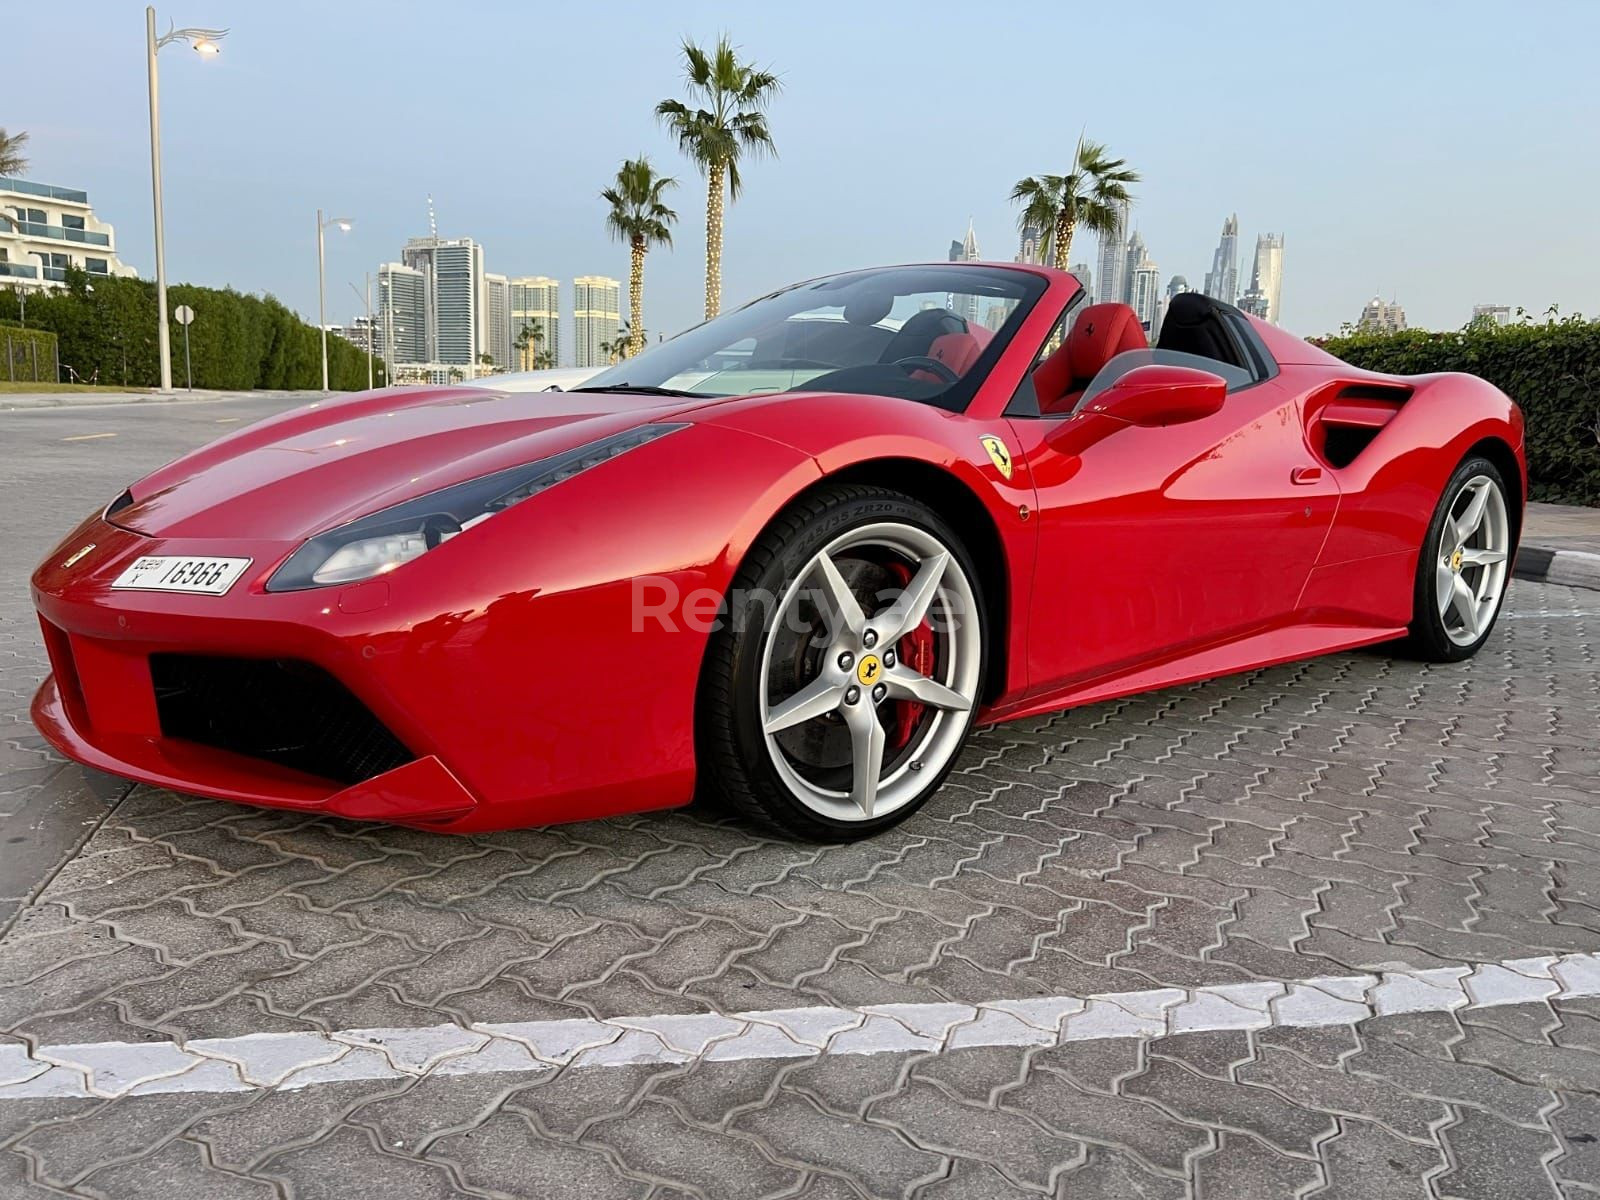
[145,7,228,393]
[317,209,352,392]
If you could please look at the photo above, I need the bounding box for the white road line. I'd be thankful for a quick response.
[60,432,117,442]
[1,952,1595,1101]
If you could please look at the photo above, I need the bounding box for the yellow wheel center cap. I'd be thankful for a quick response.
[856,654,882,686]
[1450,547,1464,573]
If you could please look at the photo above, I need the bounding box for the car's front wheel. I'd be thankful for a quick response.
[1408,455,1513,661]
[699,485,986,840]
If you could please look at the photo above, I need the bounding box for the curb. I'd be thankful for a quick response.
[1516,546,1600,591]
[0,389,327,411]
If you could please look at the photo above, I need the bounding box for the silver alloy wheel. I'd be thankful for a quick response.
[758,521,981,823]
[1435,473,1511,646]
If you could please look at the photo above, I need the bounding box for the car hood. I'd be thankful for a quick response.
[112,385,723,540]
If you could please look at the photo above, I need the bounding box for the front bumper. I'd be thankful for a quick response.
[29,514,702,832]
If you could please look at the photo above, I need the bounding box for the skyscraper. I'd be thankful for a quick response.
[1129,250,1161,334]
[484,273,511,369]
[429,238,485,366]
[1122,231,1148,307]
[510,276,561,368]
[1247,233,1284,322]
[1016,221,1042,265]
[1068,262,1093,301]
[573,275,621,368]
[1093,200,1130,305]
[948,220,981,324]
[375,261,428,365]
[1202,215,1239,306]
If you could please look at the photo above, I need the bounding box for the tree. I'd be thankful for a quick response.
[657,35,779,320]
[603,157,677,356]
[1011,135,1139,273]
[0,128,28,177]
[599,321,641,364]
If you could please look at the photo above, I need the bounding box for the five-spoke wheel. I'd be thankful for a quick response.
[700,486,985,839]
[1410,456,1513,661]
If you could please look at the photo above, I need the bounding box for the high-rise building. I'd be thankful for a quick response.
[1247,233,1284,322]
[510,276,561,368]
[1016,221,1042,265]
[1237,290,1270,319]
[1093,200,1130,305]
[1471,303,1513,327]
[1358,296,1407,333]
[1122,231,1148,307]
[1129,251,1161,334]
[948,220,981,324]
[573,275,621,368]
[1203,215,1239,306]
[0,176,137,291]
[484,273,511,369]
[431,238,485,365]
[375,262,428,365]
[1068,261,1092,300]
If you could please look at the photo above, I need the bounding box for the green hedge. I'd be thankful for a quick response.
[0,267,383,391]
[1320,316,1600,505]
[0,319,58,383]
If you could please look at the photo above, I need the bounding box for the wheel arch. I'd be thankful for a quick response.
[715,456,1013,706]
[1464,435,1524,546]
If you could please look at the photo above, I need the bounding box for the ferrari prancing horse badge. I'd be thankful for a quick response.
[980,435,1013,480]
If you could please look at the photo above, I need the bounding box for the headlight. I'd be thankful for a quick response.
[267,422,687,591]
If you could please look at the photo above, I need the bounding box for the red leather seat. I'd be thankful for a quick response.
[910,328,991,383]
[1033,303,1148,415]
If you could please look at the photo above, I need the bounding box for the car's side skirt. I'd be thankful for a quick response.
[979,621,1407,727]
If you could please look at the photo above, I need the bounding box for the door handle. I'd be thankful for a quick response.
[1291,466,1323,485]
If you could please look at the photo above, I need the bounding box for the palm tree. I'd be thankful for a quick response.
[603,157,677,357]
[657,36,779,320]
[514,322,547,372]
[1011,136,1139,273]
[0,129,27,177]
[599,321,642,364]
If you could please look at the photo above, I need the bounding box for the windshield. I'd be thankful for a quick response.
[575,265,1047,410]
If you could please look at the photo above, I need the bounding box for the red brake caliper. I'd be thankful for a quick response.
[885,562,936,749]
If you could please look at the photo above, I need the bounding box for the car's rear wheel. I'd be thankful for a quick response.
[699,484,985,840]
[1407,455,1512,661]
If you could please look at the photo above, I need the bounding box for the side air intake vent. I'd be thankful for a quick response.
[1310,382,1414,468]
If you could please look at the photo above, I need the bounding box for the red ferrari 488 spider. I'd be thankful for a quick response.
[31,263,1524,838]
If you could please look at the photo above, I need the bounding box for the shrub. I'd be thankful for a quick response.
[0,268,383,391]
[1320,315,1600,505]
[0,319,58,383]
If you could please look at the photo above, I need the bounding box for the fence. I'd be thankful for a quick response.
[1,324,60,383]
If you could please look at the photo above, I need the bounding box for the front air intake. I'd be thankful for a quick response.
[149,654,412,786]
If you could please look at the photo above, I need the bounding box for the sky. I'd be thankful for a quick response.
[7,0,1599,344]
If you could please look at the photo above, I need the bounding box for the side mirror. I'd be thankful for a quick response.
[1082,363,1228,427]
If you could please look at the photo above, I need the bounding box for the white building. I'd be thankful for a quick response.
[483,272,511,369]
[431,238,484,366]
[1248,233,1284,323]
[573,275,621,368]
[1093,199,1130,305]
[375,261,428,365]
[1128,252,1161,335]
[510,276,561,368]
[1471,303,1513,327]
[1,177,137,292]
[1067,261,1092,301]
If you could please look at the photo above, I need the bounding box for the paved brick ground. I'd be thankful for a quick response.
[2,400,1599,1197]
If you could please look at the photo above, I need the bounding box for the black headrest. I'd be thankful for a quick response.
[1164,291,1220,328]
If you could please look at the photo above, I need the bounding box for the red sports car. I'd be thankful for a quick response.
[30,263,1524,838]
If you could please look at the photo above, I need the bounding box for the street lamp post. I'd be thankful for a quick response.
[145,7,227,393]
[348,275,372,390]
[316,209,352,392]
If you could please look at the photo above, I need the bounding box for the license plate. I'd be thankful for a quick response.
[111,556,253,596]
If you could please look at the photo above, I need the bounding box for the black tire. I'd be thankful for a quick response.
[1406,455,1512,662]
[697,484,987,841]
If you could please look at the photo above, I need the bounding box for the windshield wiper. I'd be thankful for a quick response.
[569,384,702,398]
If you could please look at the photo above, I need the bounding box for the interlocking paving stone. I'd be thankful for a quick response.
[4,413,1600,1199]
